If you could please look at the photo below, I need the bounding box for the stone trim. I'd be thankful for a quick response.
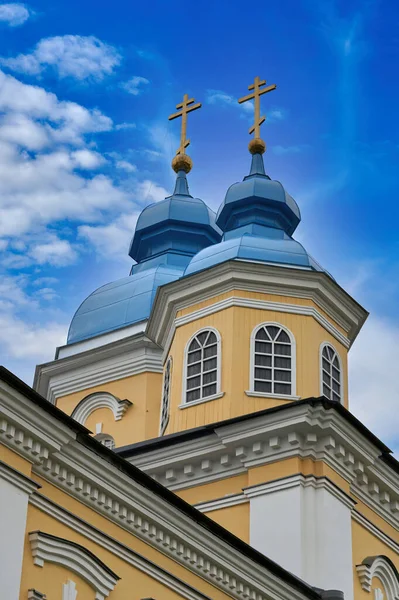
[29,531,120,600]
[28,590,47,600]
[0,460,41,495]
[356,555,399,598]
[352,510,399,555]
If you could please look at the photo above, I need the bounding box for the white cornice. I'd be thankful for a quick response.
[127,404,398,530]
[0,461,41,495]
[147,261,368,352]
[29,531,119,600]
[174,296,350,349]
[0,381,317,600]
[34,334,162,403]
[30,493,214,600]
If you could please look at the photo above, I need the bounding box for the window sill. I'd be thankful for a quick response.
[245,391,301,401]
[179,392,225,409]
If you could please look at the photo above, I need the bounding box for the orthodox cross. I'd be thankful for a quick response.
[168,93,202,156]
[238,76,276,139]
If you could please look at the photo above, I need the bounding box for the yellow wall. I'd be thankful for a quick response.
[165,290,348,435]
[352,519,399,600]
[55,371,162,447]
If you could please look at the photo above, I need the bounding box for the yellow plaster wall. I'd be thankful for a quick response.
[0,444,33,477]
[55,371,162,447]
[26,476,239,600]
[203,503,250,543]
[352,519,399,600]
[166,293,348,435]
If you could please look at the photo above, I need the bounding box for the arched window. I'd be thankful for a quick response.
[160,358,172,435]
[185,329,220,403]
[94,433,115,450]
[251,324,294,395]
[320,343,342,402]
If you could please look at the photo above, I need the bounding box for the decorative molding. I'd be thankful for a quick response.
[29,531,120,600]
[356,556,399,599]
[194,493,247,513]
[71,392,132,425]
[178,392,225,409]
[28,590,47,600]
[352,510,399,555]
[0,461,41,495]
[127,404,399,529]
[34,334,162,403]
[245,391,301,400]
[175,297,350,351]
[30,493,214,600]
[146,262,367,355]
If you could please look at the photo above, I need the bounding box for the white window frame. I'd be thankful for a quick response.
[319,342,343,404]
[181,327,223,408]
[247,322,298,399]
[160,357,172,435]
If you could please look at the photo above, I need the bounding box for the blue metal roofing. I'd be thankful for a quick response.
[184,233,326,276]
[67,264,184,344]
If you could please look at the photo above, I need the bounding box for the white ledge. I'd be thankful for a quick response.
[179,392,225,409]
[245,391,301,401]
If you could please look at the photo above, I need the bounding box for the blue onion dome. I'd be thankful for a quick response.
[67,169,221,345]
[185,151,327,278]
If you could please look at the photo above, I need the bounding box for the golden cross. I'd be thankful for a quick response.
[238,76,276,138]
[168,93,202,156]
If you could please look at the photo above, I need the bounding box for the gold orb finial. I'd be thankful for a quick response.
[248,138,266,155]
[172,154,193,173]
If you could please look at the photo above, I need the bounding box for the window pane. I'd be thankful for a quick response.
[322,358,330,372]
[255,367,272,380]
[204,357,217,372]
[188,350,201,364]
[204,344,217,358]
[322,347,329,358]
[255,380,272,392]
[332,367,340,381]
[206,332,217,345]
[332,392,340,402]
[323,383,331,398]
[255,341,272,354]
[203,383,217,397]
[203,370,217,384]
[255,354,272,367]
[332,380,340,393]
[275,369,291,382]
[255,327,269,340]
[187,388,201,402]
[187,375,201,390]
[197,332,208,346]
[277,330,290,343]
[188,363,201,377]
[265,326,280,340]
[274,356,291,369]
[323,370,330,384]
[333,356,339,368]
[274,343,291,356]
[274,382,291,395]
[189,339,200,350]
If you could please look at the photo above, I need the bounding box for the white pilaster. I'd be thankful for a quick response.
[247,475,355,600]
[0,461,40,599]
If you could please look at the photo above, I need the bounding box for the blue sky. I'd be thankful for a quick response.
[0,0,398,452]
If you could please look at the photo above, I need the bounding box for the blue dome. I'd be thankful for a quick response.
[129,170,221,266]
[185,152,329,279]
[67,265,183,344]
[184,234,325,276]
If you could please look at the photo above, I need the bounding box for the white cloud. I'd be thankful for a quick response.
[120,76,149,96]
[273,144,310,156]
[71,149,105,169]
[0,3,30,27]
[79,212,139,258]
[116,159,137,173]
[135,179,169,203]
[206,89,253,113]
[349,316,399,453]
[0,35,121,80]
[30,237,78,266]
[115,122,136,131]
